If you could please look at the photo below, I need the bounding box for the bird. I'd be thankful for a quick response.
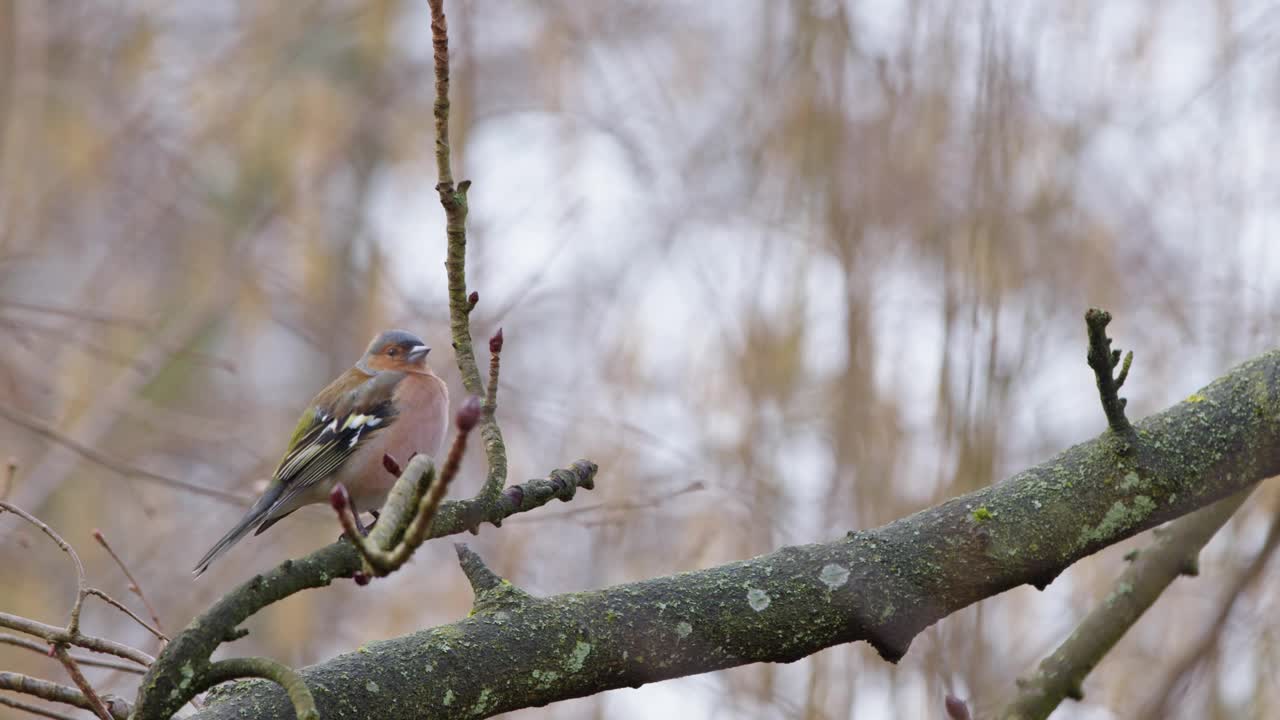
[192,329,450,576]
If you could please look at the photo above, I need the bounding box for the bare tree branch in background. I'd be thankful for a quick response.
[1137,494,1280,720]
[1000,487,1256,719]
[0,501,149,718]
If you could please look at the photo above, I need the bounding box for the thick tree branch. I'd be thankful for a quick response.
[189,347,1280,719]
[131,460,597,720]
[1000,486,1257,719]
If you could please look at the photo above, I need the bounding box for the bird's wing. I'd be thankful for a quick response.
[264,370,405,516]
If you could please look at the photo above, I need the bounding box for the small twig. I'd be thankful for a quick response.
[0,692,82,720]
[333,397,483,577]
[0,633,146,674]
[429,0,511,512]
[0,501,89,635]
[513,480,702,525]
[0,672,128,719]
[477,460,598,528]
[84,589,167,643]
[453,543,504,593]
[1084,308,1136,440]
[199,657,318,720]
[51,645,114,720]
[92,528,166,641]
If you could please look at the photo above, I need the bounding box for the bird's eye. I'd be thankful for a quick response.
[386,348,398,357]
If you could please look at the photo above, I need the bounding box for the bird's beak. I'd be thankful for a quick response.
[407,345,430,363]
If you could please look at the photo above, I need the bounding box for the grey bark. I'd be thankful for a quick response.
[187,350,1280,719]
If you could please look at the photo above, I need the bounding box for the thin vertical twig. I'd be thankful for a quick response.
[429,0,510,508]
[92,529,166,642]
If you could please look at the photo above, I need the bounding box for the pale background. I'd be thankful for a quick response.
[2,1,1280,718]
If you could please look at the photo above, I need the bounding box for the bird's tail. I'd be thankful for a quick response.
[191,491,277,577]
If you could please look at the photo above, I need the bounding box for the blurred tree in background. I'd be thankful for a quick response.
[3,1,1280,718]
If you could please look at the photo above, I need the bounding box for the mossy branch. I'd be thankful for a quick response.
[199,657,318,720]
[999,486,1256,720]
[131,459,597,720]
[453,543,535,615]
[190,347,1280,719]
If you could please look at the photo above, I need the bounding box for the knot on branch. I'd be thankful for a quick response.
[490,460,598,527]
[1085,308,1136,445]
[455,543,534,614]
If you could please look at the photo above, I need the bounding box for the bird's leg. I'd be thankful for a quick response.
[352,510,370,537]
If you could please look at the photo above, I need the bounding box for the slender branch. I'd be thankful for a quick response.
[0,497,157,713]
[0,501,88,635]
[1137,494,1280,719]
[51,646,113,720]
[429,0,510,508]
[0,613,154,668]
[0,672,128,720]
[200,657,318,720]
[0,634,145,674]
[0,692,82,720]
[1000,486,1256,719]
[1085,308,1136,440]
[92,528,166,640]
[84,589,167,643]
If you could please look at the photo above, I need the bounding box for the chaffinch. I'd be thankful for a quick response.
[192,329,450,576]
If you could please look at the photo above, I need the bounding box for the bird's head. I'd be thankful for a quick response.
[360,329,431,373]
